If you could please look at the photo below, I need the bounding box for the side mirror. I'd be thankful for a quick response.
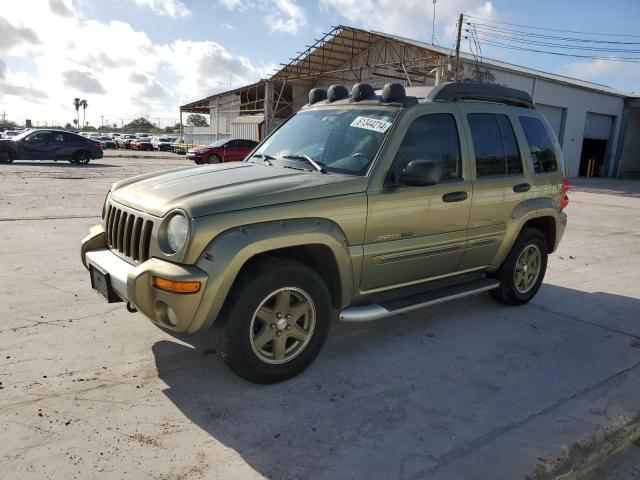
[399,160,439,186]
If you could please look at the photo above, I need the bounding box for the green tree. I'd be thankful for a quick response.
[80,99,88,129]
[123,117,157,131]
[72,118,78,129]
[73,98,81,129]
[186,113,208,127]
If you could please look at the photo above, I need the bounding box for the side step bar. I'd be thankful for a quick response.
[339,278,500,322]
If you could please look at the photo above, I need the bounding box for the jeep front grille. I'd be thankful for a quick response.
[104,204,153,262]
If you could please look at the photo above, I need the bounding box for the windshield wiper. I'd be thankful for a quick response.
[282,155,327,173]
[250,153,276,165]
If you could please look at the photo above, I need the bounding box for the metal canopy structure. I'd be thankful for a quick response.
[271,25,446,86]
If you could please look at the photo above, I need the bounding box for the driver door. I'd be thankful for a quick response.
[361,108,472,292]
[20,131,54,159]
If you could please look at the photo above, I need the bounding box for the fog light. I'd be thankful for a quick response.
[166,306,178,327]
[152,276,201,294]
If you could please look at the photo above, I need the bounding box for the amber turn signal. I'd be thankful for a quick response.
[152,276,201,294]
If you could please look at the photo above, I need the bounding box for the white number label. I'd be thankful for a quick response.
[350,116,392,133]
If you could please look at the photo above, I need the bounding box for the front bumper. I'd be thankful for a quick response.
[81,226,208,332]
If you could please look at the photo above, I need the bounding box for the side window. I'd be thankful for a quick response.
[393,113,462,182]
[227,140,241,148]
[519,116,558,173]
[53,133,65,143]
[468,113,522,177]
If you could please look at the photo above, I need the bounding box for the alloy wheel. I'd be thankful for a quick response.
[249,287,316,364]
[514,244,542,294]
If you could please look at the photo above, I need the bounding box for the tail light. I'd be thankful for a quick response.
[96,142,102,149]
[560,178,571,211]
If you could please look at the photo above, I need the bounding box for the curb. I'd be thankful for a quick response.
[527,412,640,480]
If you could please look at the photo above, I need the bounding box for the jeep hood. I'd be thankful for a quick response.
[110,162,367,218]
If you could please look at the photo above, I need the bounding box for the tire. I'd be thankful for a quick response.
[212,258,332,384]
[207,154,220,164]
[73,150,91,164]
[489,228,548,306]
[0,149,14,163]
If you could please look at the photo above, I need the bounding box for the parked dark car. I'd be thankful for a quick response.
[116,134,137,149]
[0,129,103,164]
[130,138,153,151]
[186,138,258,164]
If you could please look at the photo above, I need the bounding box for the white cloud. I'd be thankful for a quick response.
[48,0,74,17]
[560,59,640,93]
[0,0,266,126]
[131,0,192,17]
[216,0,306,35]
[217,0,248,10]
[265,0,307,34]
[319,0,497,44]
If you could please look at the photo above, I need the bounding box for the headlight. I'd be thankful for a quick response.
[166,213,189,253]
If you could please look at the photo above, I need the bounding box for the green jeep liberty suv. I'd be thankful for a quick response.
[81,82,569,383]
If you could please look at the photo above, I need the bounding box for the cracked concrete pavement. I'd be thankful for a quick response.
[1,156,639,479]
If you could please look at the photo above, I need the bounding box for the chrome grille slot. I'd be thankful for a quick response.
[104,203,154,263]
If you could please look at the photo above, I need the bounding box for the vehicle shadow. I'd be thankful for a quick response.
[10,161,116,168]
[152,284,640,479]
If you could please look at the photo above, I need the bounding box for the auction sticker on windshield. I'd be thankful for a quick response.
[350,116,393,133]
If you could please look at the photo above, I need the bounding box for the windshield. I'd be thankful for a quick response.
[251,107,397,175]
[207,139,227,148]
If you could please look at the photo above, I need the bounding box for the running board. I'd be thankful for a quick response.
[339,278,500,322]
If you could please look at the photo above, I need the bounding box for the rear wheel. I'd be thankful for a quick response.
[0,149,14,163]
[207,154,220,164]
[73,150,91,164]
[489,228,548,305]
[212,258,332,384]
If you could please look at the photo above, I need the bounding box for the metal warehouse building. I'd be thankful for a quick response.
[180,25,640,178]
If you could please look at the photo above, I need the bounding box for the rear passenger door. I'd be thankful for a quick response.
[458,105,532,270]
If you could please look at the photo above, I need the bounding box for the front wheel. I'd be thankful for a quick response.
[207,154,220,164]
[489,228,548,306]
[212,258,331,384]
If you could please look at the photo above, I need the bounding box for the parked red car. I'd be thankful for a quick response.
[186,138,258,164]
[130,138,153,151]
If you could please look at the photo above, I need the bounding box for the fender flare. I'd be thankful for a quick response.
[187,218,354,333]
[489,197,558,270]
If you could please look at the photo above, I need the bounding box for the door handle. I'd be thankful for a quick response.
[513,183,531,193]
[442,191,468,202]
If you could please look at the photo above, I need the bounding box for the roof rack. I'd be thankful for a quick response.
[427,82,534,109]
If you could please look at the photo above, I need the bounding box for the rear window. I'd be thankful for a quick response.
[468,113,522,177]
[519,116,558,173]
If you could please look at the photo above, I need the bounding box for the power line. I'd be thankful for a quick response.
[464,14,640,38]
[474,38,640,63]
[466,28,640,53]
[469,22,640,45]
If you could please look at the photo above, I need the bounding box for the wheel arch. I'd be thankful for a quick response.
[188,218,354,333]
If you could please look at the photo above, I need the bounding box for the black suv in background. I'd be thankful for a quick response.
[0,129,103,164]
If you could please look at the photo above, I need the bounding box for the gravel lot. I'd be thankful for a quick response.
[1,155,639,479]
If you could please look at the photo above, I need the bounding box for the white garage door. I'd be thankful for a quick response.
[584,112,613,140]
[536,104,564,140]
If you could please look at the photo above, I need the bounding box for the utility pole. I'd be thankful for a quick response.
[454,13,463,81]
[431,0,437,45]
[100,115,104,128]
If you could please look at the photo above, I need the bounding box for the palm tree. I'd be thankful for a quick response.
[73,98,81,131]
[81,99,88,129]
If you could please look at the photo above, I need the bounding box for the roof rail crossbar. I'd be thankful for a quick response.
[427,82,534,109]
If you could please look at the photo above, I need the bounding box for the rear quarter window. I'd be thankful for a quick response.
[519,116,558,173]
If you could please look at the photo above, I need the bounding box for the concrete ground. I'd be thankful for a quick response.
[1,156,639,480]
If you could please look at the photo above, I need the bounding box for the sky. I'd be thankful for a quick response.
[1,0,639,128]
